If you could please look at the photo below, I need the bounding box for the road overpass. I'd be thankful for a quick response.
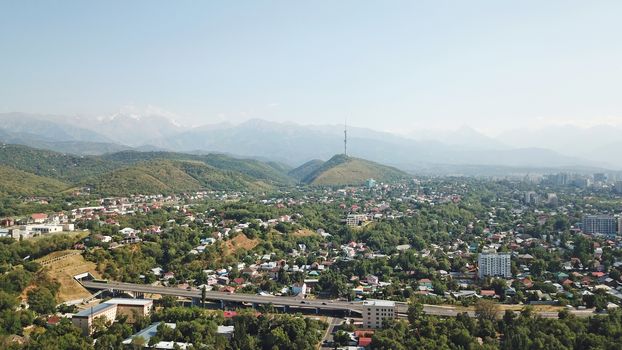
[80,280,597,319]
[80,280,363,315]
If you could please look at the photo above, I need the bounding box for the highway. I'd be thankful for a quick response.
[81,280,363,314]
[81,280,598,319]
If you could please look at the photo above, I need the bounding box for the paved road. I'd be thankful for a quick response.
[81,280,598,319]
[319,317,341,350]
[81,280,362,313]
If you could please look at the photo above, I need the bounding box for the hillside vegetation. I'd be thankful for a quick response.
[299,154,409,186]
[288,159,324,181]
[0,144,409,196]
[102,151,293,184]
[86,160,271,196]
[0,144,116,182]
[0,145,291,196]
[0,166,69,195]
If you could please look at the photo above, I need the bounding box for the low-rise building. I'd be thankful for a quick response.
[362,300,396,329]
[72,298,153,335]
[72,303,118,335]
[291,282,307,296]
[106,298,153,323]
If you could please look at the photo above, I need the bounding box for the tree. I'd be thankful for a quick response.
[475,299,499,322]
[334,330,350,347]
[131,336,146,349]
[318,270,349,298]
[27,287,56,315]
[0,291,17,312]
[25,318,93,350]
[266,326,291,349]
[95,334,121,350]
[91,315,112,338]
[490,278,508,297]
[161,295,179,308]
[407,302,424,325]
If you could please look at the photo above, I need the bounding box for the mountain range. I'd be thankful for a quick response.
[0,144,405,196]
[0,112,620,173]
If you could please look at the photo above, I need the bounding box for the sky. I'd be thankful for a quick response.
[1,1,621,134]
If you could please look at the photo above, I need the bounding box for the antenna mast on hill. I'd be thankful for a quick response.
[344,120,348,156]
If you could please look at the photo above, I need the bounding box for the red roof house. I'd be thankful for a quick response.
[359,337,372,347]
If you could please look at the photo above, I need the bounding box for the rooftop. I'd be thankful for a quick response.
[122,322,176,345]
[217,325,235,334]
[363,300,395,307]
[74,303,116,317]
[106,298,154,306]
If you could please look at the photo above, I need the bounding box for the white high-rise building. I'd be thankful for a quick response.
[478,252,511,279]
[362,300,396,329]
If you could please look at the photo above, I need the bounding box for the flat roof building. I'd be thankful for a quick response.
[72,298,153,335]
[582,215,619,235]
[362,300,396,329]
[72,303,117,335]
[478,252,512,279]
[105,298,153,323]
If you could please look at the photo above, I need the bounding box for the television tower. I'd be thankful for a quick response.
[344,120,348,156]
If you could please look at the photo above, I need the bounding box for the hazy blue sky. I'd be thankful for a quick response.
[1,1,621,133]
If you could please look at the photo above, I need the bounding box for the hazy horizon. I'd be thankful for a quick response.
[2,1,622,136]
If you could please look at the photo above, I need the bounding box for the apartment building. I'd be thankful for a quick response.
[478,252,512,279]
[362,300,396,329]
[106,298,153,323]
[72,298,153,335]
[582,215,619,235]
[72,303,118,335]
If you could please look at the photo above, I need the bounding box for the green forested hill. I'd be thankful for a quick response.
[299,154,409,186]
[0,145,408,196]
[102,151,293,184]
[201,154,293,184]
[0,166,69,195]
[0,144,116,182]
[0,145,290,196]
[289,159,324,182]
[84,160,271,196]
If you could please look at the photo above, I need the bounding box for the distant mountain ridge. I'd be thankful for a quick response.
[0,112,617,171]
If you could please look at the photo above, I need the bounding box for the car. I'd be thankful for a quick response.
[322,302,327,305]
[300,301,306,304]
